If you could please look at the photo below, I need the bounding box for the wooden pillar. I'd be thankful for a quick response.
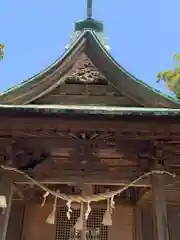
[6,200,25,240]
[151,167,170,240]
[80,185,93,240]
[80,202,86,240]
[135,205,143,240]
[0,177,13,240]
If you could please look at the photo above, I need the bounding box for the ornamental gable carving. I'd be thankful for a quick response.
[65,58,108,85]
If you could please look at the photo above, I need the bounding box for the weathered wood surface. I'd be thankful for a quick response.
[6,200,25,240]
[0,114,178,211]
[0,114,178,187]
[135,205,143,240]
[0,115,179,131]
[0,177,13,240]
[34,94,138,106]
[151,168,170,240]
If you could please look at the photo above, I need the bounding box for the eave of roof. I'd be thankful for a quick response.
[0,31,85,97]
[0,104,179,116]
[87,31,180,107]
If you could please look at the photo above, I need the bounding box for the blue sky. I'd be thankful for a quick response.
[1,0,180,94]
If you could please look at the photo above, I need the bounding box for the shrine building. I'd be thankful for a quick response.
[0,1,180,240]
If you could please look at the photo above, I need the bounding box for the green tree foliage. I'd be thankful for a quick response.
[157,54,180,99]
[0,44,4,60]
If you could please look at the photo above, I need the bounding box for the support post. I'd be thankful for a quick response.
[151,165,170,240]
[0,176,13,240]
[135,204,143,240]
[80,185,93,240]
[80,202,86,240]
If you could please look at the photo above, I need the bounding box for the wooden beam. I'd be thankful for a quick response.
[0,115,179,134]
[151,166,170,240]
[35,95,137,106]
[0,137,145,151]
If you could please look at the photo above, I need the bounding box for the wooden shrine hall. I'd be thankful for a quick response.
[1,1,180,240]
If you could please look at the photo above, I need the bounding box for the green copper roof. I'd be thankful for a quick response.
[89,31,180,106]
[0,104,180,116]
[1,1,176,106]
[0,1,179,107]
[1,30,180,107]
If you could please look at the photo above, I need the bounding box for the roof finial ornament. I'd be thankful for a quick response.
[70,0,109,51]
[87,0,93,19]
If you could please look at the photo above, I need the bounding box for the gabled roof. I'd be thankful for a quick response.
[1,29,180,108]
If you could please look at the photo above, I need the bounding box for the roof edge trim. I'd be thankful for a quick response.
[0,104,179,116]
[89,31,180,105]
[0,31,86,96]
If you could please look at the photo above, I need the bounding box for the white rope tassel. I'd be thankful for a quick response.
[85,201,91,220]
[41,191,50,208]
[66,200,72,220]
[0,195,7,209]
[46,189,59,224]
[102,197,112,226]
[74,202,84,230]
[0,195,7,215]
[110,195,115,213]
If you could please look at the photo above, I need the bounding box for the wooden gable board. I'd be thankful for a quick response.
[32,53,141,107]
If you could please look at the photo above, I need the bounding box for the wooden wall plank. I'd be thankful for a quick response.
[109,205,134,240]
[34,95,139,106]
[0,181,13,240]
[50,84,120,96]
[134,205,143,240]
[22,204,56,240]
[151,174,170,240]
[141,203,153,240]
[6,200,25,240]
[167,204,180,240]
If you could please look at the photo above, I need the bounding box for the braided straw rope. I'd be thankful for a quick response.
[1,165,175,203]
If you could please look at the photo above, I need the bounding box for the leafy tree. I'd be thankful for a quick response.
[157,53,180,99]
[0,44,4,60]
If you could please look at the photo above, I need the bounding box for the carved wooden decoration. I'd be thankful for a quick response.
[0,116,180,183]
[65,58,108,85]
[4,140,50,172]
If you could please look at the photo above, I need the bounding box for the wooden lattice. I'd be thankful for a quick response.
[56,207,108,240]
